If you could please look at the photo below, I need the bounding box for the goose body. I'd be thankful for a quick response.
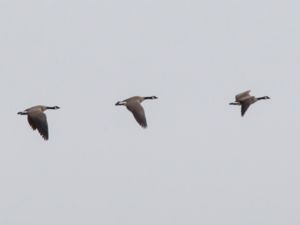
[115,96,157,128]
[230,90,270,116]
[18,105,60,140]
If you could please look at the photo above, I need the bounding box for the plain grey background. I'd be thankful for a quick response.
[0,0,299,225]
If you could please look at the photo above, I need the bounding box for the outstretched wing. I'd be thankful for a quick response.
[27,116,37,130]
[241,102,251,116]
[126,102,147,128]
[27,111,49,140]
[241,97,255,116]
[236,90,251,102]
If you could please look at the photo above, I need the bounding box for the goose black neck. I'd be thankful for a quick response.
[257,96,269,100]
[47,106,60,110]
[17,111,27,115]
[144,96,157,100]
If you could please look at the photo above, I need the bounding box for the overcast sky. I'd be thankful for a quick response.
[0,0,299,225]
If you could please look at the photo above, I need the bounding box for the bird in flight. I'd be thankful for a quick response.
[18,105,60,140]
[115,96,158,128]
[229,90,270,116]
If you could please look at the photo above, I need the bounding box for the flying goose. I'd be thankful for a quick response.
[229,90,270,116]
[18,105,60,140]
[115,96,158,128]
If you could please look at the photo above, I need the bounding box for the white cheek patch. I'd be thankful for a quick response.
[120,101,127,105]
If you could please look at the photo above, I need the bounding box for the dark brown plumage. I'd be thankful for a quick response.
[229,90,270,116]
[115,96,157,128]
[18,105,60,140]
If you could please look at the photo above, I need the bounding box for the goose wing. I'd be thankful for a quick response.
[126,102,147,128]
[241,96,257,116]
[27,116,37,130]
[236,90,251,102]
[241,102,251,116]
[27,111,49,140]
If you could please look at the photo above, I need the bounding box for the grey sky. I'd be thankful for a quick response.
[0,0,299,225]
